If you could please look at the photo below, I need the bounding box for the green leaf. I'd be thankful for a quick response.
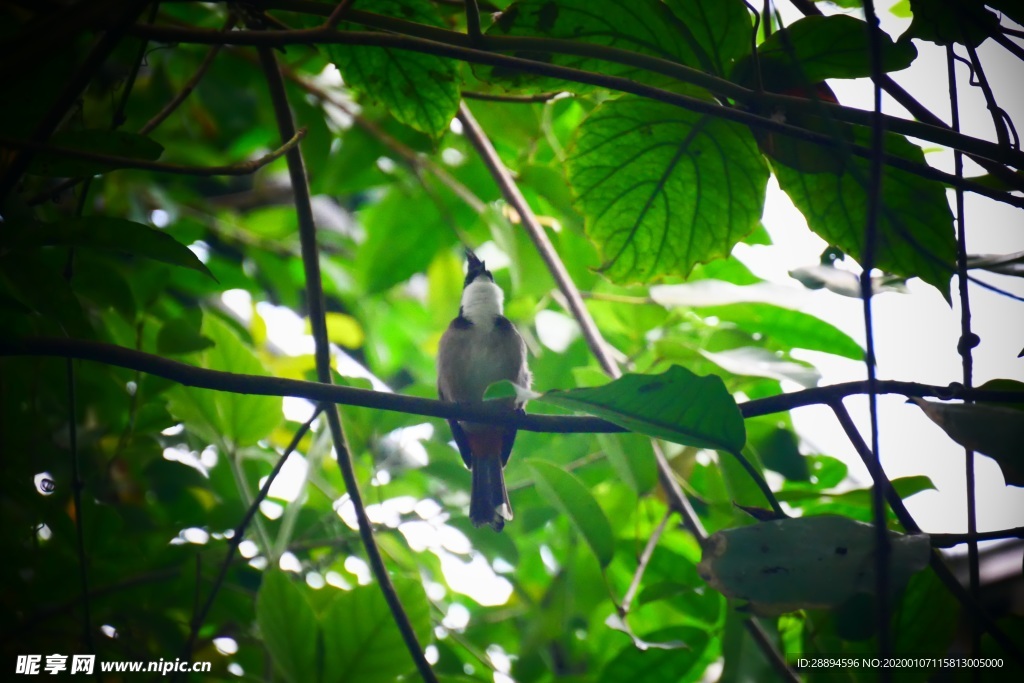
[527,460,614,568]
[256,571,320,683]
[753,15,917,83]
[27,130,163,177]
[698,515,932,615]
[479,0,725,92]
[156,314,214,355]
[166,315,282,448]
[569,96,768,283]
[904,0,1000,47]
[698,303,864,360]
[751,426,809,482]
[540,365,745,452]
[775,131,955,299]
[317,312,365,349]
[327,0,458,137]
[599,626,712,683]
[2,218,214,279]
[321,579,432,683]
[664,0,752,76]
[699,347,821,388]
[597,432,658,494]
[911,398,1024,486]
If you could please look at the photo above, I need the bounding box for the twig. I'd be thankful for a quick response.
[256,46,437,683]
[729,449,785,518]
[66,358,94,655]
[828,401,1024,666]
[620,511,670,614]
[126,21,1024,180]
[458,101,797,683]
[1,129,307,177]
[0,0,151,204]
[963,43,1012,149]
[948,43,983,667]
[931,528,1024,547]
[461,90,564,103]
[4,338,1024,431]
[458,103,619,376]
[141,21,235,135]
[786,0,1024,193]
[861,1,891,666]
[180,406,323,669]
[276,63,486,214]
[464,0,482,42]
[324,0,356,29]
[27,18,236,207]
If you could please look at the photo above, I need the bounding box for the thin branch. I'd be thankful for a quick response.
[276,63,486,214]
[461,90,564,103]
[0,0,151,204]
[948,43,983,665]
[458,103,620,376]
[828,400,1024,667]
[931,527,1024,547]
[141,21,235,135]
[66,358,93,654]
[126,21,1024,180]
[464,0,482,42]
[181,405,324,667]
[861,0,891,667]
[324,0,356,29]
[27,18,236,207]
[1,129,307,177]
[256,46,436,683]
[787,0,1024,193]
[4,338,1024,431]
[620,511,670,614]
[963,42,1012,149]
[459,101,796,683]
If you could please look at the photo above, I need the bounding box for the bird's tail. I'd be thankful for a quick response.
[470,453,513,532]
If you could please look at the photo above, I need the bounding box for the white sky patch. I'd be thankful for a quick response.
[227,663,244,677]
[441,602,471,631]
[438,550,513,606]
[305,571,325,590]
[260,453,308,503]
[150,209,170,228]
[181,527,209,545]
[221,289,253,324]
[279,551,302,573]
[238,540,259,559]
[325,570,352,590]
[188,240,210,263]
[441,147,465,166]
[535,309,580,353]
[163,446,211,478]
[259,500,284,520]
[344,556,372,585]
[486,645,513,675]
[474,241,511,271]
[283,397,317,423]
[214,637,238,655]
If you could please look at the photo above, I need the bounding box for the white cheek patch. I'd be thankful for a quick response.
[461,280,504,323]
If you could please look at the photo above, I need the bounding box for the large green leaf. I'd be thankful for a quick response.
[527,460,614,568]
[599,626,712,683]
[321,579,431,683]
[775,131,955,299]
[698,515,931,615]
[539,365,746,452]
[166,314,282,449]
[698,304,864,363]
[256,571,320,683]
[2,218,213,279]
[569,96,768,283]
[597,432,658,495]
[26,129,163,177]
[480,0,750,92]
[664,0,752,76]
[750,15,916,83]
[327,0,458,137]
[904,0,1000,47]
[911,397,1024,486]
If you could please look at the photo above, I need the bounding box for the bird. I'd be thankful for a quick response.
[437,249,531,531]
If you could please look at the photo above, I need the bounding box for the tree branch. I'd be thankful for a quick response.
[1,129,307,177]
[3,337,1023,430]
[125,21,1024,195]
[256,46,436,683]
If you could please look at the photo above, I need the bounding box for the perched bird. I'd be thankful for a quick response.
[437,249,531,531]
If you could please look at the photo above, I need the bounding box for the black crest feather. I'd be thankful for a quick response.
[464,248,493,287]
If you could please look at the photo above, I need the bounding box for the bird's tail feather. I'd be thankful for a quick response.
[470,455,512,532]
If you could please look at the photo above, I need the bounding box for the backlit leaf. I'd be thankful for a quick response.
[527,460,615,568]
